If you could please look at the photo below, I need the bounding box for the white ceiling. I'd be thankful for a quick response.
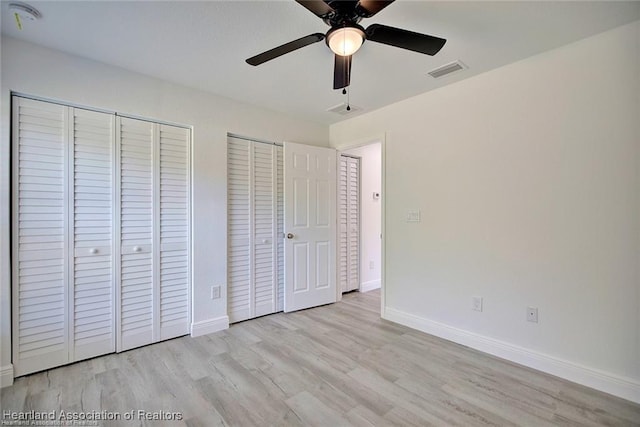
[2,1,639,125]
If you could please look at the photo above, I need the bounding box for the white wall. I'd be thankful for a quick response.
[0,36,328,385]
[341,143,382,292]
[330,21,640,403]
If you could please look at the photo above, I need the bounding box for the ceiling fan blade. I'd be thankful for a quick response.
[295,0,335,18]
[333,54,352,90]
[355,0,395,18]
[246,33,325,66]
[365,23,446,56]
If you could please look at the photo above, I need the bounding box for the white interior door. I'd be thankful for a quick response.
[284,142,337,312]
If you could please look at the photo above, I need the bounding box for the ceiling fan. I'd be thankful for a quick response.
[246,0,446,90]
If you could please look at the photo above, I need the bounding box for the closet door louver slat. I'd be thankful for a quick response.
[72,108,115,361]
[118,117,154,351]
[13,97,68,376]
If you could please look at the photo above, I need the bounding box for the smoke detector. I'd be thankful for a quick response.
[427,60,467,79]
[8,2,41,30]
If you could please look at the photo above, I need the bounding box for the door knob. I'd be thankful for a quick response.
[286,233,294,239]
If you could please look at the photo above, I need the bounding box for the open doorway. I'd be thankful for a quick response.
[338,141,382,299]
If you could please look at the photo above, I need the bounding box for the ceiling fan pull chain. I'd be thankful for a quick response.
[346,87,351,111]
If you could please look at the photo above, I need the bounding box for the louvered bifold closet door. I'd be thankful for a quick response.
[158,124,190,340]
[227,138,251,322]
[338,155,360,293]
[347,157,360,291]
[118,117,154,351]
[227,137,280,323]
[12,99,115,375]
[13,97,191,374]
[72,108,115,361]
[253,143,277,317]
[12,98,69,376]
[276,146,284,311]
[338,157,349,292]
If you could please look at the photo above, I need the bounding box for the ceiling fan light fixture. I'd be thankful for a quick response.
[327,26,365,56]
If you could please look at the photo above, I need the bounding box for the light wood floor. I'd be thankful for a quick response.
[2,290,639,426]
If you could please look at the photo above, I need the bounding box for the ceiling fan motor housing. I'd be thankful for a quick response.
[322,6,363,26]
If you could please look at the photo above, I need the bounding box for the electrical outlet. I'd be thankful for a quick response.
[472,296,483,312]
[211,286,221,300]
[369,261,374,270]
[527,307,538,323]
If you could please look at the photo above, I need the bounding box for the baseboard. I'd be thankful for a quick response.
[384,307,640,404]
[190,316,229,337]
[359,279,381,293]
[0,364,14,388]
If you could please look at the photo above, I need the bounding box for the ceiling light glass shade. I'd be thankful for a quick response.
[327,26,365,56]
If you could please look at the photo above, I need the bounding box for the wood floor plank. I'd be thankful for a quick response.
[344,405,388,427]
[2,289,639,426]
[285,390,348,427]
